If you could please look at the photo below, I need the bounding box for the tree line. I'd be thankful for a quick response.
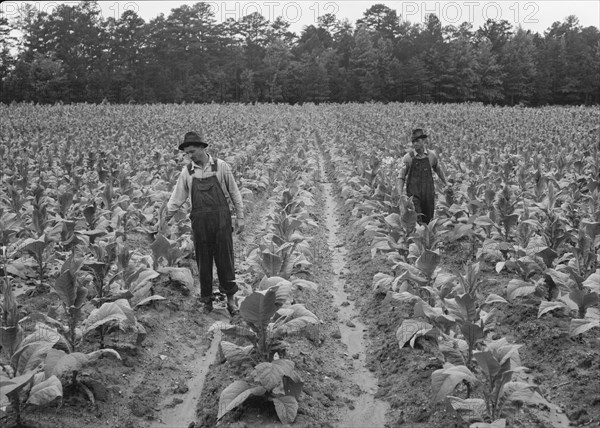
[1,1,599,105]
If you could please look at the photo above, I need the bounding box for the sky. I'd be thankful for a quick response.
[2,1,599,35]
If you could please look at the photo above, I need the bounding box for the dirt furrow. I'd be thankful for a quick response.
[320,176,390,424]
[155,330,223,427]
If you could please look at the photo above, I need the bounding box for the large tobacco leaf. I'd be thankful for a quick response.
[217,380,266,420]
[240,287,279,328]
[431,364,478,404]
[82,299,136,335]
[26,375,63,406]
[396,319,434,349]
[272,395,298,424]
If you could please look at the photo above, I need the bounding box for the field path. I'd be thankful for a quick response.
[154,330,223,427]
[321,181,390,427]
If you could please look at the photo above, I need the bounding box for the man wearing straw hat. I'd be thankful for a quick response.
[397,128,448,224]
[166,130,245,315]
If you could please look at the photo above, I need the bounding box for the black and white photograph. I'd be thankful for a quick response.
[1,1,599,427]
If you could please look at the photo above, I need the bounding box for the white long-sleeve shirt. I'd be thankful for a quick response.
[166,155,244,219]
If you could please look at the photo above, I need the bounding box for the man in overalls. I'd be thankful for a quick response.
[398,129,448,224]
[166,131,245,315]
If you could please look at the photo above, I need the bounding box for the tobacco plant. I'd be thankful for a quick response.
[30,186,50,238]
[432,338,545,425]
[393,262,506,360]
[492,185,520,242]
[59,220,89,256]
[28,256,145,352]
[51,256,88,351]
[19,234,53,289]
[81,202,109,244]
[4,319,120,410]
[107,242,162,307]
[386,224,446,303]
[367,195,418,261]
[247,236,312,279]
[538,268,600,336]
[0,212,22,254]
[217,358,303,424]
[82,298,147,348]
[534,181,570,251]
[149,233,188,269]
[408,218,448,262]
[212,277,319,364]
[213,278,317,424]
[1,271,63,425]
[3,183,27,215]
[247,204,314,279]
[567,223,599,279]
[276,180,314,217]
[83,240,117,300]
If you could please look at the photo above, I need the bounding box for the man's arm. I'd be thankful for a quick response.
[431,152,447,186]
[220,160,245,232]
[221,161,244,219]
[165,167,189,221]
[398,155,409,195]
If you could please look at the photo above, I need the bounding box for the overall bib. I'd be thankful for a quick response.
[189,164,237,302]
[406,155,435,224]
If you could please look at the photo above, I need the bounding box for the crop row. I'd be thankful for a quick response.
[0,104,328,425]
[315,104,598,426]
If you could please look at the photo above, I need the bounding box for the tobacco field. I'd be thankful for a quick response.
[0,102,599,428]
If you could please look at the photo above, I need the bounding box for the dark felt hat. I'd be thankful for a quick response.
[411,129,428,142]
[178,131,207,150]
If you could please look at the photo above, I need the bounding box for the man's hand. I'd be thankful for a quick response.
[443,184,454,201]
[236,218,245,234]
